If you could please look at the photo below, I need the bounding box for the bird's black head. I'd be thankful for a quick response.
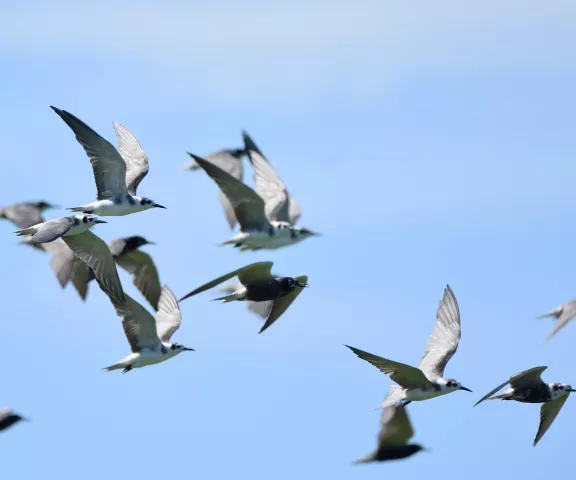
[445,379,472,392]
[34,201,57,211]
[123,235,154,251]
[228,148,247,159]
[278,277,309,292]
[140,197,166,209]
[170,343,194,352]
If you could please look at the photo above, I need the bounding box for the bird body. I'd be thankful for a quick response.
[104,341,189,373]
[537,299,576,342]
[68,196,158,216]
[14,215,106,243]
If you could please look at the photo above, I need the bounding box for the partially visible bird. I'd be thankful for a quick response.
[474,366,575,446]
[1,200,58,252]
[188,132,320,251]
[14,214,107,244]
[537,299,576,342]
[184,148,246,230]
[346,285,471,408]
[60,230,193,372]
[353,405,426,463]
[0,408,27,432]
[179,261,308,333]
[50,106,166,216]
[80,236,160,310]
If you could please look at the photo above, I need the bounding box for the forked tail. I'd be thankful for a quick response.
[212,292,245,303]
[14,227,35,236]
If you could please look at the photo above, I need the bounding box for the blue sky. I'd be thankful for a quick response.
[1,0,576,478]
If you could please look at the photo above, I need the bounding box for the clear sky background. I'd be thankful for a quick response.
[1,1,576,478]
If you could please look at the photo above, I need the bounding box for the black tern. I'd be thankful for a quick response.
[353,405,426,463]
[218,278,277,319]
[60,230,193,371]
[179,261,308,333]
[537,299,576,342]
[189,134,319,251]
[50,106,166,216]
[104,285,194,373]
[184,148,246,229]
[474,366,575,446]
[14,214,107,243]
[0,408,27,432]
[80,236,161,310]
[346,285,471,407]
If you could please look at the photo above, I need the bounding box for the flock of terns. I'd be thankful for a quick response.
[0,106,574,462]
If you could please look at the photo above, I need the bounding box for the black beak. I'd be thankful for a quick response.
[147,241,156,245]
[297,282,309,288]
[459,386,472,392]
[154,204,167,209]
[183,347,195,352]
[96,220,108,224]
[570,389,576,392]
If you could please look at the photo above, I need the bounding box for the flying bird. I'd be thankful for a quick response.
[50,106,166,216]
[353,405,426,463]
[537,299,576,342]
[79,236,161,310]
[184,148,246,229]
[0,408,27,432]
[189,132,319,251]
[474,366,575,446]
[179,261,308,333]
[14,214,106,243]
[345,285,471,408]
[1,200,59,252]
[104,285,194,373]
[60,230,193,372]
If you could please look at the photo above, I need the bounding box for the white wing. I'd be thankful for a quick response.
[113,122,149,195]
[417,285,461,379]
[155,286,182,342]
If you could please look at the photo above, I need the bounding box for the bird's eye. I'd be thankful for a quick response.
[82,216,88,223]
[446,381,452,387]
[553,385,559,390]
[559,386,564,390]
[171,344,176,350]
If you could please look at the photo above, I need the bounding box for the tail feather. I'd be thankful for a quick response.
[378,385,404,409]
[353,451,376,464]
[486,393,509,401]
[212,292,244,303]
[102,363,123,372]
[14,227,36,236]
[67,207,91,213]
[537,307,562,319]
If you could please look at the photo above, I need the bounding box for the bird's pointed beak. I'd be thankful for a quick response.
[297,282,309,288]
[154,204,167,209]
[422,447,432,453]
[147,241,156,245]
[459,386,472,392]
[183,347,195,352]
[569,389,576,392]
[95,220,108,224]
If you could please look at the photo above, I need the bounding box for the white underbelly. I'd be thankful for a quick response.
[405,387,446,401]
[92,200,141,216]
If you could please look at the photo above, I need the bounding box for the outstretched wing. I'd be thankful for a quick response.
[115,250,161,311]
[417,285,461,380]
[345,345,433,390]
[377,405,414,447]
[113,122,149,195]
[51,107,128,200]
[534,394,570,446]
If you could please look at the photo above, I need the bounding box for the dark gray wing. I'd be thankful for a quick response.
[42,238,76,287]
[538,300,576,342]
[62,231,126,307]
[51,107,129,200]
[112,293,161,352]
[23,217,75,244]
[189,154,271,232]
[287,195,302,225]
[113,122,149,195]
[259,274,308,334]
[179,261,274,302]
[115,250,161,311]
[0,203,44,228]
[417,285,461,380]
[70,259,91,300]
[155,286,181,342]
[243,131,291,223]
[474,366,548,407]
[203,149,244,229]
[534,394,570,446]
[345,344,433,390]
[377,405,415,447]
